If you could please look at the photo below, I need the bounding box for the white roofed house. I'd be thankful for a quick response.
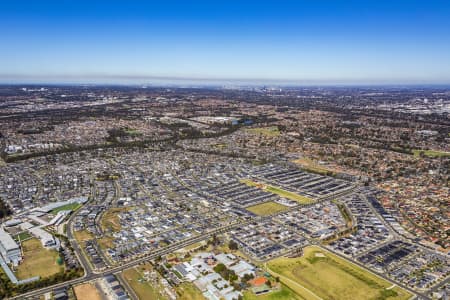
[229,260,255,278]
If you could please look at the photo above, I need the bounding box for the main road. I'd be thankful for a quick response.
[8,221,241,300]
[9,182,431,300]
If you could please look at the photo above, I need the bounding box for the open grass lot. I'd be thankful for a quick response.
[73,230,94,243]
[51,202,82,214]
[73,283,102,300]
[246,201,289,216]
[176,282,204,300]
[243,284,304,300]
[213,143,227,149]
[241,179,315,204]
[246,126,280,137]
[122,266,167,300]
[412,149,450,158]
[98,236,115,250]
[101,207,127,232]
[16,238,63,280]
[293,158,334,176]
[267,246,412,300]
[125,128,141,136]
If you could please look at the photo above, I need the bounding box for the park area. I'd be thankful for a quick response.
[241,179,314,204]
[267,246,412,300]
[246,126,280,137]
[246,201,289,216]
[73,283,102,300]
[16,238,63,280]
[412,149,450,158]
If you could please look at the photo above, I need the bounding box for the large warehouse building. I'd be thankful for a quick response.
[0,228,22,266]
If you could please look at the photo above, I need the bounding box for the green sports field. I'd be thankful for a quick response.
[50,202,81,214]
[246,201,290,216]
[412,149,450,158]
[16,238,63,280]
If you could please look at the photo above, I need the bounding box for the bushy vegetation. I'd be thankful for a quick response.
[0,197,12,219]
[0,268,83,298]
[213,263,238,282]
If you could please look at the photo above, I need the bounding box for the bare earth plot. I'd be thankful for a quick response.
[267,246,412,300]
[73,230,94,243]
[73,283,102,300]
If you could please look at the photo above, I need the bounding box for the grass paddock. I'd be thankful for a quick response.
[267,246,412,300]
[16,238,63,280]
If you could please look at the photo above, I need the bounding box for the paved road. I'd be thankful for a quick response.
[8,180,440,300]
[8,221,242,300]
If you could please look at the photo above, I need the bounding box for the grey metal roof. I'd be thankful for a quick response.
[0,228,19,251]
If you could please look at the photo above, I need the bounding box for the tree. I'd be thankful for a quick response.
[213,263,226,274]
[228,240,238,251]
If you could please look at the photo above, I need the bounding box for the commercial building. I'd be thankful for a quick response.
[29,227,58,248]
[0,228,21,265]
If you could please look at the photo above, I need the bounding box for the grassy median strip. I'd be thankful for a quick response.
[240,179,314,204]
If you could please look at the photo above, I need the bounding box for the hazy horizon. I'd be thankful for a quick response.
[2,1,450,84]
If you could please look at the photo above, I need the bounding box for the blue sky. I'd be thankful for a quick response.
[1,0,450,84]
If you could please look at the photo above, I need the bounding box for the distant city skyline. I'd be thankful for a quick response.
[1,1,450,84]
